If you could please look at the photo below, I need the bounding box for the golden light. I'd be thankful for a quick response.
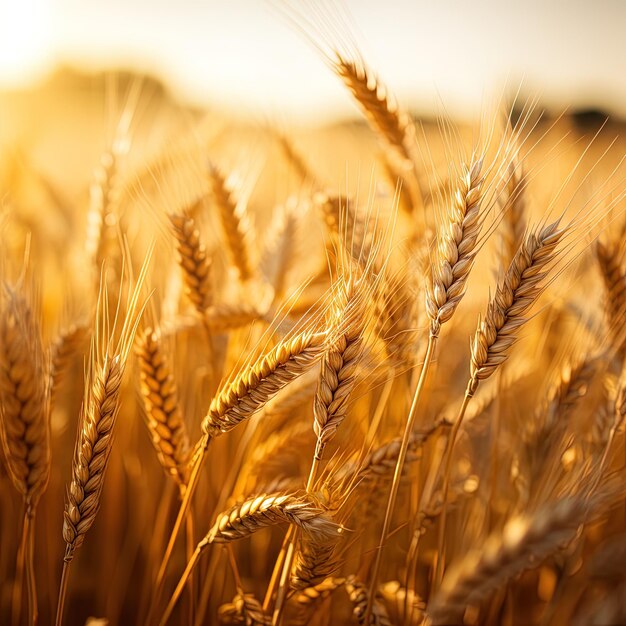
[0,0,50,86]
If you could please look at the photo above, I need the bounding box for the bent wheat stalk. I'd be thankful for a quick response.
[159,493,339,625]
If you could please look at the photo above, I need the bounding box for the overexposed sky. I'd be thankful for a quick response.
[1,0,625,120]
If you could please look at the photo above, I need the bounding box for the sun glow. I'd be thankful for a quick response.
[0,0,51,86]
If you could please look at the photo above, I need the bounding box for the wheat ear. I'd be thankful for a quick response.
[218,592,271,625]
[428,482,623,624]
[426,156,485,338]
[312,281,369,460]
[153,327,326,611]
[334,55,419,198]
[596,237,626,355]
[287,577,345,626]
[0,285,50,626]
[50,320,89,404]
[469,220,566,393]
[208,163,254,281]
[55,259,149,626]
[169,213,212,314]
[345,575,392,626]
[499,158,527,268]
[158,493,340,625]
[203,493,340,545]
[0,286,51,510]
[136,326,190,489]
[290,535,340,592]
[202,330,326,437]
[276,133,314,185]
[203,303,262,333]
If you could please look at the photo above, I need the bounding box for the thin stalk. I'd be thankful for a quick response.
[158,546,203,626]
[54,560,72,626]
[226,545,243,589]
[270,456,321,625]
[262,531,291,611]
[363,334,438,625]
[149,438,210,623]
[25,511,37,626]
[196,423,259,625]
[11,508,28,626]
[433,386,473,587]
[138,481,177,623]
[486,368,504,532]
[184,508,195,626]
[194,546,222,626]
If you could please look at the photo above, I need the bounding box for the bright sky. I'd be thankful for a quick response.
[1,0,625,121]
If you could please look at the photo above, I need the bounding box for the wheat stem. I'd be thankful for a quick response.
[150,438,209,621]
[54,560,71,626]
[25,510,37,626]
[364,333,438,624]
[433,388,473,587]
[11,507,27,626]
[158,546,202,626]
[270,456,321,625]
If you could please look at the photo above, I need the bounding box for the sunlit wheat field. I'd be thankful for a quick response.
[1,3,626,626]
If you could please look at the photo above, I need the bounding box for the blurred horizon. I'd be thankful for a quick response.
[1,0,626,123]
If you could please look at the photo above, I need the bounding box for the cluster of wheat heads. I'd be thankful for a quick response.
[1,14,626,626]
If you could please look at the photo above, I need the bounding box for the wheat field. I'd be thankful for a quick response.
[1,8,626,626]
